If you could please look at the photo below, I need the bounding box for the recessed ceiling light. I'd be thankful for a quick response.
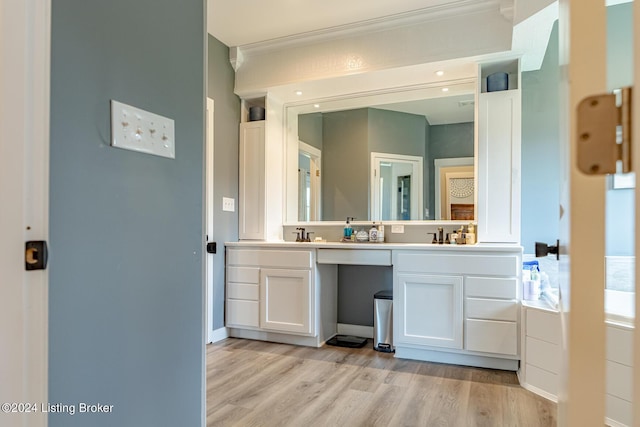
[435,70,444,76]
[295,90,303,96]
[441,87,449,92]
[313,104,320,108]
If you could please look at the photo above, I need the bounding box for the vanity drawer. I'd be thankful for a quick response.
[228,282,259,301]
[466,297,518,321]
[317,249,391,266]
[466,319,518,355]
[227,266,260,284]
[226,299,259,328]
[228,249,313,269]
[465,276,517,299]
[395,253,518,276]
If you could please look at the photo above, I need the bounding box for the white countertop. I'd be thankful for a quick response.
[225,240,523,252]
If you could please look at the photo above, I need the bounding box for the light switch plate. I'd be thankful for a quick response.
[222,197,235,212]
[110,100,175,159]
[391,225,405,234]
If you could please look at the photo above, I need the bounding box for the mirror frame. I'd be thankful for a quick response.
[283,79,478,225]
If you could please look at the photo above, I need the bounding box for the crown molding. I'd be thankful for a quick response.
[234,0,509,56]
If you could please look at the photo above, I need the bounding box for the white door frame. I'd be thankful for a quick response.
[298,141,322,221]
[0,1,50,426]
[370,152,423,221]
[205,98,214,344]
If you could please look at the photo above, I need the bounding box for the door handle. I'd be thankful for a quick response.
[206,242,216,254]
[535,240,559,260]
[25,240,48,270]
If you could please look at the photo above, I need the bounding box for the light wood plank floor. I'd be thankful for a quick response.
[207,338,556,427]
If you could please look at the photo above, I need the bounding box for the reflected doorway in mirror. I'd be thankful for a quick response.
[298,141,322,221]
[371,152,423,221]
[434,157,475,220]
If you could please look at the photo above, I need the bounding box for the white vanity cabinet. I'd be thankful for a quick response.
[239,121,266,240]
[477,88,521,244]
[225,246,337,347]
[394,248,521,371]
[238,96,285,241]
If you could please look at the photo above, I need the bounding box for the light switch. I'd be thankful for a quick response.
[110,100,175,159]
[222,197,235,212]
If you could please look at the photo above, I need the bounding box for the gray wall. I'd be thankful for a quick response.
[322,109,370,220]
[521,3,634,257]
[520,23,560,255]
[337,266,393,326]
[368,108,426,157]
[49,1,204,426]
[207,35,240,330]
[605,3,634,256]
[299,112,323,150]
[426,122,475,219]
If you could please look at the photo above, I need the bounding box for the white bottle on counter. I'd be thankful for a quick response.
[377,224,385,243]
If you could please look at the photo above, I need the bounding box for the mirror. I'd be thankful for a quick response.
[286,81,476,223]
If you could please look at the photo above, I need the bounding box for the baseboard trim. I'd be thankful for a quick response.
[518,380,558,403]
[395,346,519,371]
[337,323,374,339]
[210,327,229,343]
[227,328,322,347]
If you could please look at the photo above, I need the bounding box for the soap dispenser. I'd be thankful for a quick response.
[343,217,354,241]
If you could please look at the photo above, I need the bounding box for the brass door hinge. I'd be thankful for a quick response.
[577,87,632,175]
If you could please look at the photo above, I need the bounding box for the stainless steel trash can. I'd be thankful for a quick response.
[373,290,394,352]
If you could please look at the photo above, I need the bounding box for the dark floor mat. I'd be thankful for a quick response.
[326,335,368,348]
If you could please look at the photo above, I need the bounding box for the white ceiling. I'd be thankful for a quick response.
[208,0,482,47]
[376,95,475,125]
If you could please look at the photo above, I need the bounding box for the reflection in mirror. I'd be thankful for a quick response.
[371,153,423,220]
[434,157,474,220]
[290,82,476,223]
[298,141,321,221]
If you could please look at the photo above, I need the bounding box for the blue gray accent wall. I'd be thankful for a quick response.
[207,35,240,330]
[49,1,205,426]
[605,3,634,256]
[521,3,634,257]
[520,22,560,255]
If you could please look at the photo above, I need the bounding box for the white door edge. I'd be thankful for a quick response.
[558,1,607,425]
[0,1,51,426]
[206,98,215,344]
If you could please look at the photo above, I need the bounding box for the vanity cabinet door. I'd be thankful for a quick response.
[395,273,463,349]
[477,89,521,243]
[260,268,313,335]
